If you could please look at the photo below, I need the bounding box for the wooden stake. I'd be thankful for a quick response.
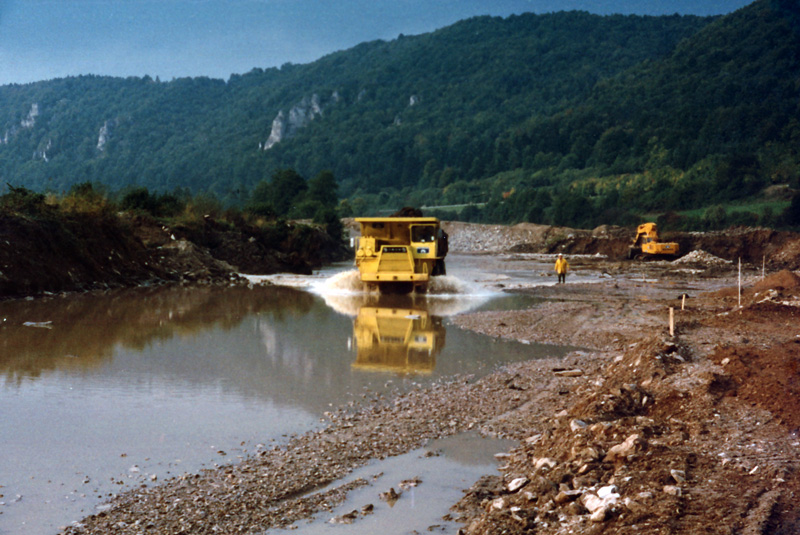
[669,307,674,337]
[762,254,766,280]
[738,257,742,308]
[681,294,686,311]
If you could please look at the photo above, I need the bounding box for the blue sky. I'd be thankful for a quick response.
[0,0,753,86]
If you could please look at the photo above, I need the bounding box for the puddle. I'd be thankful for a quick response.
[277,432,513,535]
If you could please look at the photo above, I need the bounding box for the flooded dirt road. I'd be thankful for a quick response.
[0,255,574,535]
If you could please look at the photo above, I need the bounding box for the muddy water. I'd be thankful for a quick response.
[0,258,572,535]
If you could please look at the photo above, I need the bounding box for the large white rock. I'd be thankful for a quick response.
[508,477,529,492]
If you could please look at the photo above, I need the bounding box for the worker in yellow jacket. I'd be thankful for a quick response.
[554,253,569,284]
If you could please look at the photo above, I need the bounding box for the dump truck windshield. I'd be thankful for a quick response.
[411,225,436,243]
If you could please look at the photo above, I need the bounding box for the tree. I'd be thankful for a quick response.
[551,187,592,227]
[120,186,184,217]
[121,187,159,214]
[702,205,727,230]
[314,207,344,239]
[270,169,308,216]
[782,192,800,228]
[247,179,275,217]
[0,185,48,216]
[307,170,339,208]
[337,199,353,218]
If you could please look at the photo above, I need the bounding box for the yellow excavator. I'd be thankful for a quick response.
[628,222,680,260]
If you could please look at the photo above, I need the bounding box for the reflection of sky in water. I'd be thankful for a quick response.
[0,268,570,535]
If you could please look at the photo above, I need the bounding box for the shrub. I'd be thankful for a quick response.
[121,187,184,217]
[782,193,800,228]
[314,207,344,239]
[120,187,159,214]
[246,202,276,218]
[61,182,113,216]
[0,185,48,216]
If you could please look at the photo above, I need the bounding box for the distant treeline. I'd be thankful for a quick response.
[0,168,344,242]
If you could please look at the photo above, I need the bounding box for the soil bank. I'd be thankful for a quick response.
[0,212,348,299]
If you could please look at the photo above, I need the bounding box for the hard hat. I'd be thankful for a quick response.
[558,253,563,256]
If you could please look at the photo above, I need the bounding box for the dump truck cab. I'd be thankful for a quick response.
[354,217,448,293]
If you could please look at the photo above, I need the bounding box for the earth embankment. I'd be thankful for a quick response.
[442,221,800,268]
[0,212,348,299]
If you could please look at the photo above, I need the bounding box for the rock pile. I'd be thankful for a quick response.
[451,335,788,534]
[673,249,732,266]
[443,222,557,254]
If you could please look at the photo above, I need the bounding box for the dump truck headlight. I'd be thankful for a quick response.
[416,247,429,254]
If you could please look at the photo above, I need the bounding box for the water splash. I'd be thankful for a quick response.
[312,270,496,317]
[313,270,488,297]
[428,275,476,295]
[313,270,369,294]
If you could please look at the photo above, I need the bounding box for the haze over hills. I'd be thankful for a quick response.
[0,0,798,229]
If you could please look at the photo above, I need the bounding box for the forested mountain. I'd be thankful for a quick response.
[0,0,798,229]
[490,0,800,228]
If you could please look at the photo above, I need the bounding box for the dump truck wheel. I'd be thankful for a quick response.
[380,282,414,295]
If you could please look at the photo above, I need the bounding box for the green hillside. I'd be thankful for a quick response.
[488,0,800,228]
[0,0,798,229]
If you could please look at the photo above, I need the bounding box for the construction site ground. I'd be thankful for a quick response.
[449,257,800,534]
[58,247,800,535]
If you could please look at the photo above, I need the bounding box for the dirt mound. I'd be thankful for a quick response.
[751,269,800,292]
[702,269,800,302]
[452,337,800,534]
[0,212,349,299]
[442,221,569,254]
[774,237,800,267]
[708,342,800,430]
[0,212,161,298]
[453,334,798,534]
[153,239,239,282]
[678,227,800,268]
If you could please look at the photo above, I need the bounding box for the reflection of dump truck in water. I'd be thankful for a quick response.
[353,217,448,294]
[352,306,445,374]
[628,222,680,259]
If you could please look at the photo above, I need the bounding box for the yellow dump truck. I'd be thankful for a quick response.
[352,306,444,374]
[628,222,680,259]
[353,217,448,293]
